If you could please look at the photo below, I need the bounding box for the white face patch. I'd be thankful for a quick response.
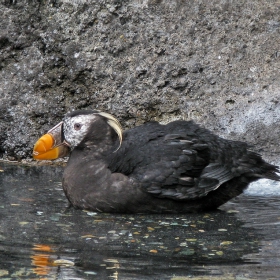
[63,114,97,147]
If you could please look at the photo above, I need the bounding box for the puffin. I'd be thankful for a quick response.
[33,110,280,213]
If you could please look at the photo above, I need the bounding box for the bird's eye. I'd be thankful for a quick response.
[74,123,82,131]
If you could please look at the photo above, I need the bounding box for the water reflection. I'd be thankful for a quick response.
[31,245,54,277]
[0,162,280,279]
[31,244,75,279]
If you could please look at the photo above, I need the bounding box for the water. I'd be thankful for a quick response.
[245,178,280,196]
[0,161,280,279]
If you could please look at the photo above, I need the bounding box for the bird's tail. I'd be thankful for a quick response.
[262,165,280,181]
[245,151,280,181]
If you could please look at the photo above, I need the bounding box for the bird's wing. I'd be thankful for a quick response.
[108,122,235,200]
[132,135,235,200]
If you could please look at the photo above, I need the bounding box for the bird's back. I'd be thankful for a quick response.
[107,120,279,202]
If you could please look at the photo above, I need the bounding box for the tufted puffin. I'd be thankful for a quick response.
[33,110,280,213]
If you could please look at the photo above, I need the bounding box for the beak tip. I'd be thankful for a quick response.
[32,134,55,160]
[33,133,70,160]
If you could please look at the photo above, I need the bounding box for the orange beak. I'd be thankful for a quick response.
[33,122,70,160]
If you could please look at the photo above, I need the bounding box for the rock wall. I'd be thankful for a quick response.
[0,0,280,161]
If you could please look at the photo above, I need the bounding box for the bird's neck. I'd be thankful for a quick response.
[75,140,118,157]
[77,131,120,156]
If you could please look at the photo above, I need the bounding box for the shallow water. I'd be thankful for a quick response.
[0,162,280,279]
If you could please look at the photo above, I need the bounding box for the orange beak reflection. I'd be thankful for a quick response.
[33,122,70,160]
[31,244,55,276]
[31,244,75,277]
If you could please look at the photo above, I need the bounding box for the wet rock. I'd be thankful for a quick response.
[0,0,279,161]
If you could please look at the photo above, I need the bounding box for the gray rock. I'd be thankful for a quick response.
[0,0,279,162]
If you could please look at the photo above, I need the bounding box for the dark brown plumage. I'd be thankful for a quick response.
[33,110,280,213]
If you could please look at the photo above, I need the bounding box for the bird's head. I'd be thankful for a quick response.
[33,110,122,160]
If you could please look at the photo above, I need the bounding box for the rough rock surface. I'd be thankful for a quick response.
[0,0,279,162]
